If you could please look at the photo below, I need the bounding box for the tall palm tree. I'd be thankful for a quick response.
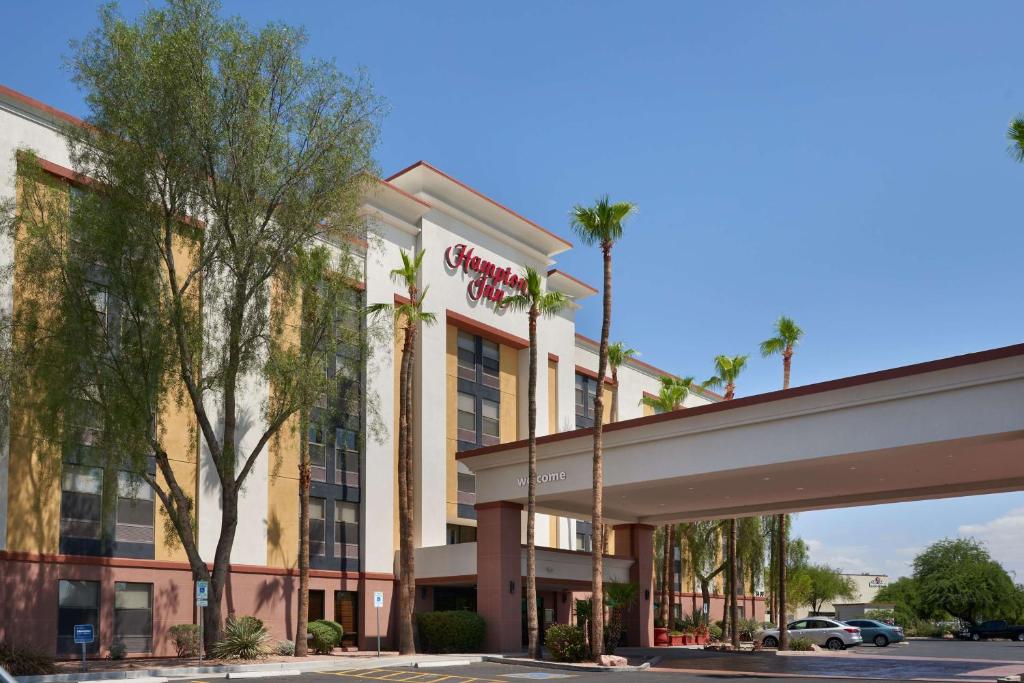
[571,195,636,658]
[761,316,803,649]
[607,342,637,422]
[502,267,569,659]
[368,249,437,654]
[640,375,695,414]
[703,354,748,648]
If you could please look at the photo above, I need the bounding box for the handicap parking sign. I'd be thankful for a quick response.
[73,624,94,644]
[196,580,209,606]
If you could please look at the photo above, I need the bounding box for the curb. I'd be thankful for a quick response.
[19,655,487,683]
[482,655,651,673]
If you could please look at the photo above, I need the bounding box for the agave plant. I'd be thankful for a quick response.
[210,615,270,660]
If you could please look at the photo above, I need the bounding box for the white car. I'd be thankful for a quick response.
[758,618,863,650]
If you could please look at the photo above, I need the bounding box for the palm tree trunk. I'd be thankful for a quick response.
[610,367,619,422]
[526,308,540,659]
[783,348,792,391]
[729,519,739,647]
[404,321,418,652]
[397,321,416,654]
[295,410,311,656]
[660,525,671,627]
[778,514,788,650]
[590,243,613,659]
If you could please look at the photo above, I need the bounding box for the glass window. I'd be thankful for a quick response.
[480,339,500,388]
[57,580,99,655]
[308,590,325,622]
[457,332,476,380]
[61,464,103,541]
[309,426,326,482]
[310,497,326,556]
[115,472,154,545]
[334,501,359,560]
[574,374,598,428]
[480,399,499,445]
[114,582,152,653]
[335,427,359,487]
[457,392,476,442]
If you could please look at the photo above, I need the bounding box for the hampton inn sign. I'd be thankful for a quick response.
[444,243,529,304]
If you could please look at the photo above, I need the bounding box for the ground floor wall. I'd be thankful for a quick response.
[662,592,768,626]
[0,552,395,657]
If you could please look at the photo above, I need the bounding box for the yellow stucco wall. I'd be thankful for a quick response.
[547,360,558,434]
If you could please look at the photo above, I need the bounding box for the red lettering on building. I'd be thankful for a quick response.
[444,243,526,306]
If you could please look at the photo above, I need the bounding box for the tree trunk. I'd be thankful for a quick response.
[783,348,792,391]
[397,320,416,654]
[768,518,777,625]
[778,514,788,650]
[729,518,739,647]
[526,307,540,659]
[590,243,613,659]
[295,410,311,656]
[700,578,711,624]
[610,367,619,423]
[659,525,671,627]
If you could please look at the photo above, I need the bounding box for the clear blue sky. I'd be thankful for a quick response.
[3,1,1023,579]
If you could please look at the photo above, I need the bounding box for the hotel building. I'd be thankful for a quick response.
[0,84,763,656]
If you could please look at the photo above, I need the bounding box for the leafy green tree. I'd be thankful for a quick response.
[368,250,437,653]
[606,342,636,422]
[4,0,379,646]
[760,315,803,648]
[501,267,568,659]
[913,538,1018,625]
[789,564,856,614]
[680,521,727,622]
[571,195,636,658]
[875,576,944,627]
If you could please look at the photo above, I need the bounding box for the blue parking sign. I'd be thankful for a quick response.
[74,624,94,644]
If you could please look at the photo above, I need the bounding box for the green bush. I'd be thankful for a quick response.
[169,624,200,657]
[274,640,295,656]
[789,637,815,651]
[738,618,761,641]
[546,624,587,662]
[311,619,344,644]
[708,623,723,641]
[0,641,56,676]
[108,640,127,660]
[415,611,486,653]
[211,615,270,660]
[307,622,339,654]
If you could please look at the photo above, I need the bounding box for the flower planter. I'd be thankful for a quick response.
[669,634,684,646]
[682,634,695,645]
[694,634,709,645]
[654,627,669,646]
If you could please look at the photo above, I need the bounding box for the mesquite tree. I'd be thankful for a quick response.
[3,0,379,646]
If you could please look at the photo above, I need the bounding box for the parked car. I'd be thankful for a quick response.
[960,620,1024,641]
[758,618,863,650]
[844,619,905,647]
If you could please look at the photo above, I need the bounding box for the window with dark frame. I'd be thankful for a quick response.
[310,497,326,556]
[575,373,598,428]
[454,330,503,521]
[57,580,100,655]
[114,582,153,653]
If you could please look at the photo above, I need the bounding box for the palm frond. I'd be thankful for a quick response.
[538,290,569,316]
[760,336,785,358]
[570,194,637,247]
[366,301,395,322]
[1009,116,1024,163]
[500,293,532,313]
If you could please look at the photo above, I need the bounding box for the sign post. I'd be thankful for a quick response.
[196,580,209,663]
[73,624,94,672]
[373,591,384,657]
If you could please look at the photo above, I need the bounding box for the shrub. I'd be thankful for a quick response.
[708,623,723,641]
[789,637,815,651]
[169,624,200,657]
[108,640,127,660]
[307,622,339,654]
[311,620,344,644]
[738,618,761,641]
[211,615,270,660]
[415,611,486,653]
[0,641,56,676]
[545,624,587,662]
[274,640,295,656]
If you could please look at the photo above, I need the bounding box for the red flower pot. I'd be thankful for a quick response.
[654,627,669,646]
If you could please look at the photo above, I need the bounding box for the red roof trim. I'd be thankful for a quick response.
[31,155,95,188]
[371,174,432,208]
[386,160,572,249]
[548,352,559,363]
[447,309,528,350]
[575,364,615,386]
[547,268,598,294]
[459,341,1024,460]
[0,83,86,128]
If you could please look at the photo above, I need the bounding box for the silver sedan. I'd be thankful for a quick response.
[758,618,863,650]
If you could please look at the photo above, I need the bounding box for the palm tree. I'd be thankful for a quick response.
[571,195,636,658]
[501,267,569,659]
[703,354,748,648]
[761,316,803,649]
[1008,115,1024,162]
[640,375,695,414]
[607,342,637,422]
[368,249,437,654]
